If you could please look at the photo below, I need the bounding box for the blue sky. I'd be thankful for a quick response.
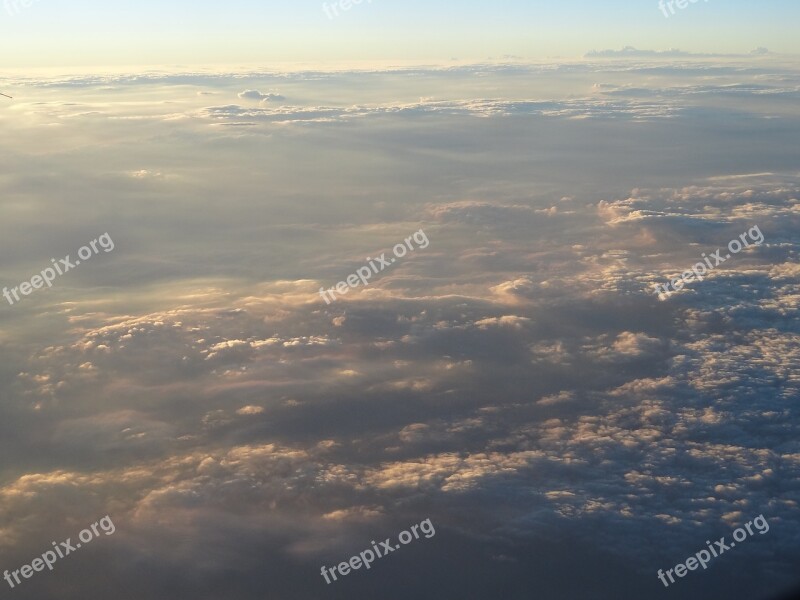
[1,0,799,68]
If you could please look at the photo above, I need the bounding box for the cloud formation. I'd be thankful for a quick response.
[1,57,799,600]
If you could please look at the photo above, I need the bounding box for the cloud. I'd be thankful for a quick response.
[586,46,696,58]
[237,89,285,102]
[1,60,799,600]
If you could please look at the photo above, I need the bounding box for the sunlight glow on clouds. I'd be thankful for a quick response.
[1,22,799,600]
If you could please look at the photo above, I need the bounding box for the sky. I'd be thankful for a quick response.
[1,0,800,68]
[1,3,800,600]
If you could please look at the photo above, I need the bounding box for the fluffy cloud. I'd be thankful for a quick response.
[1,58,799,600]
[237,89,285,102]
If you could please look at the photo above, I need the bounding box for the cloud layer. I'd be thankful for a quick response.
[0,58,799,600]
